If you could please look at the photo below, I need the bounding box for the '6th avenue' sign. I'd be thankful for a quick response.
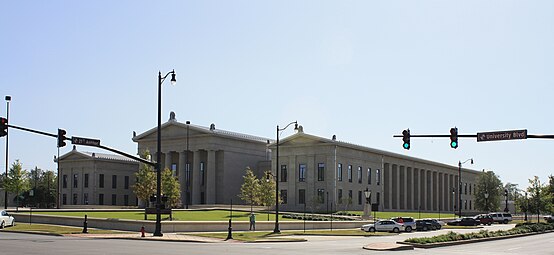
[477,129,527,142]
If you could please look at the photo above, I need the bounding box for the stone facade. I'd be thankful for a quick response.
[57,147,139,207]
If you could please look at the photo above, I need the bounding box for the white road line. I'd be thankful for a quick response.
[507,247,521,251]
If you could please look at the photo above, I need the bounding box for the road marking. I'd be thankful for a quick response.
[507,247,521,251]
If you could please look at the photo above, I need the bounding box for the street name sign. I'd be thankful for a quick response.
[477,129,527,142]
[71,136,101,146]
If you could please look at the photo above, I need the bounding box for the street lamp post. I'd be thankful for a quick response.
[504,189,509,213]
[452,188,455,215]
[363,188,371,220]
[484,192,489,213]
[185,120,190,209]
[4,95,10,209]
[458,158,473,217]
[524,192,528,221]
[154,70,176,237]
[274,121,297,234]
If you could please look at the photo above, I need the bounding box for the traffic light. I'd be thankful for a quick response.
[57,129,67,147]
[0,117,7,137]
[402,129,410,150]
[450,127,458,149]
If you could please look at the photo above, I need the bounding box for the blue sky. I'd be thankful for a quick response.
[1,1,553,190]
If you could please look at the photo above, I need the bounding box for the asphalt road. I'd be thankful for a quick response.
[1,224,552,255]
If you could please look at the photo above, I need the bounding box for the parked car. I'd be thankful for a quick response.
[0,210,15,228]
[421,219,442,230]
[489,212,513,224]
[474,214,493,225]
[544,215,554,223]
[415,220,434,231]
[390,217,415,232]
[447,217,479,226]
[361,220,405,233]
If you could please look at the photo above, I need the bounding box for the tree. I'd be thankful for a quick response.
[474,170,503,212]
[132,151,156,208]
[161,168,181,208]
[239,167,260,213]
[526,176,547,218]
[258,170,278,220]
[3,160,30,208]
[20,167,56,208]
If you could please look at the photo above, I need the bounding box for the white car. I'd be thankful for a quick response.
[361,220,405,233]
[0,210,15,228]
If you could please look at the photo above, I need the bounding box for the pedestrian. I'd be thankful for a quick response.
[249,213,256,231]
[397,217,404,223]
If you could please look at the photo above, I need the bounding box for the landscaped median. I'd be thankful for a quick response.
[398,222,554,248]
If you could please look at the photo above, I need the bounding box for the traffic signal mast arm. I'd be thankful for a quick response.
[393,134,477,138]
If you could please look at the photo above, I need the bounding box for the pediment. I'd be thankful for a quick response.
[58,151,92,161]
[277,134,331,147]
[134,121,214,141]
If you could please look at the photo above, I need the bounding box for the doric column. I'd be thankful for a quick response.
[192,151,201,204]
[178,151,186,204]
[206,150,216,204]
[421,169,427,211]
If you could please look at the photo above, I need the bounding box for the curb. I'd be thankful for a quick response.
[0,229,64,237]
[397,230,554,249]
[363,243,414,251]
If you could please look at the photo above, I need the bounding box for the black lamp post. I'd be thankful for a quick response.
[274,121,297,234]
[154,70,176,237]
[524,191,528,221]
[363,188,371,219]
[504,189,509,213]
[484,192,489,213]
[185,120,190,209]
[451,188,455,216]
[4,95,10,209]
[458,158,473,217]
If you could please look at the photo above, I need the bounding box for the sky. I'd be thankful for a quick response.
[1,1,553,190]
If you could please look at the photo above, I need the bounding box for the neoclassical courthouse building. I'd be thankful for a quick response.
[59,112,480,214]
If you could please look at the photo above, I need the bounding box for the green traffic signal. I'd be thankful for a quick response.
[403,142,410,149]
[450,127,458,149]
[450,141,458,148]
[402,129,410,150]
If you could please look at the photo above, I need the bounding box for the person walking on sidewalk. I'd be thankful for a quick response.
[249,213,256,231]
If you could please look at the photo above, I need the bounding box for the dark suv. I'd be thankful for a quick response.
[474,214,493,225]
[390,217,415,232]
[421,219,442,230]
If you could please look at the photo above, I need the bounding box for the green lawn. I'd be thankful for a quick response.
[341,211,456,220]
[32,210,295,221]
[5,223,129,235]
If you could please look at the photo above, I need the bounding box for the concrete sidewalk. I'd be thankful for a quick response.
[64,233,234,243]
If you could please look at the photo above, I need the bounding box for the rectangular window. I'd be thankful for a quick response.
[200,192,205,204]
[99,174,105,188]
[73,174,78,188]
[317,163,325,181]
[377,192,381,205]
[112,175,117,189]
[99,194,104,205]
[367,168,371,185]
[280,189,287,204]
[338,189,343,204]
[124,176,129,189]
[62,194,67,205]
[469,200,472,210]
[464,183,467,195]
[358,190,362,205]
[73,193,78,205]
[299,164,306,182]
[299,189,306,204]
[171,163,177,176]
[124,195,129,206]
[348,165,352,182]
[84,193,89,205]
[338,163,343,181]
[84,174,89,188]
[348,190,353,204]
[280,165,287,182]
[464,200,468,210]
[200,162,205,186]
[317,189,325,204]
[376,169,381,185]
[112,194,117,205]
[469,184,472,195]
[63,175,68,189]
[357,166,362,183]
[185,163,191,186]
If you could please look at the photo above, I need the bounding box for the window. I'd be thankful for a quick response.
[299,164,306,182]
[358,190,362,205]
[84,193,89,205]
[317,163,325,181]
[464,200,468,210]
[280,165,287,182]
[338,189,343,204]
[124,176,129,189]
[73,193,78,205]
[63,175,68,189]
[84,174,89,188]
[99,194,104,205]
[338,163,343,181]
[357,166,362,183]
[280,190,287,204]
[112,194,117,205]
[376,169,381,185]
[99,174,105,188]
[348,190,353,204]
[124,195,129,206]
[469,184,472,195]
[112,175,117,189]
[464,183,467,195]
[469,200,472,210]
[200,162,205,186]
[73,174,78,188]
[299,189,306,204]
[62,194,67,205]
[348,165,352,182]
[185,163,191,186]
[317,189,325,204]
[171,163,177,176]
[367,168,372,185]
